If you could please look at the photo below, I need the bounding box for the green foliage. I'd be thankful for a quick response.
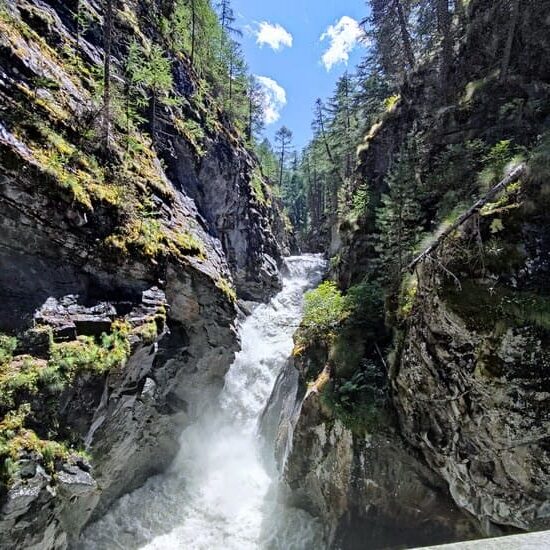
[50,331,130,377]
[174,118,206,157]
[343,279,385,331]
[0,335,17,367]
[300,282,347,343]
[479,140,524,191]
[383,94,400,112]
[375,146,424,285]
[132,320,159,345]
[250,168,268,205]
[0,404,72,486]
[351,182,370,219]
[216,277,237,303]
[398,274,418,320]
[320,363,388,435]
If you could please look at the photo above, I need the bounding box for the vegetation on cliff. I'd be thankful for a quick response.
[288,0,550,446]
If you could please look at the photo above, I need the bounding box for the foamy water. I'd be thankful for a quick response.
[80,254,326,550]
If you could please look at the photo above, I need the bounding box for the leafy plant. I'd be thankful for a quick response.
[300,282,346,343]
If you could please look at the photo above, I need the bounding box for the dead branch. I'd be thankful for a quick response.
[408,163,526,272]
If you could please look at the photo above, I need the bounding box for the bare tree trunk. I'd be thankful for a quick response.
[151,90,157,146]
[102,0,114,151]
[394,0,415,70]
[278,142,285,188]
[190,0,196,68]
[500,0,520,82]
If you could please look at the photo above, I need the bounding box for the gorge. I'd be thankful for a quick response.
[1,0,550,549]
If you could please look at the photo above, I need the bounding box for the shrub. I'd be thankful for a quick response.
[50,329,130,376]
[344,279,384,333]
[0,334,17,367]
[0,404,72,486]
[479,140,525,191]
[351,182,369,219]
[300,282,346,343]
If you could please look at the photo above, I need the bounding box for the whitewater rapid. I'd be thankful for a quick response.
[81,254,326,550]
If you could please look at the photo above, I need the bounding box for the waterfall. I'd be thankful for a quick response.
[80,254,327,550]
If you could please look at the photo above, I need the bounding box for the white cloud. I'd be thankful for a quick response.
[255,22,293,51]
[256,76,287,125]
[320,16,364,71]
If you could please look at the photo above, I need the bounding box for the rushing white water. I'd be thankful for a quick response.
[81,254,326,550]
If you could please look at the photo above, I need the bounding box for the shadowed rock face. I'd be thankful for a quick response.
[0,0,288,546]
[394,204,550,534]
[262,352,481,550]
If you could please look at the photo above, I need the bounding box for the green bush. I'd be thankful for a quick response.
[320,368,388,436]
[0,335,17,367]
[479,140,525,191]
[343,279,384,332]
[351,183,369,219]
[300,281,346,343]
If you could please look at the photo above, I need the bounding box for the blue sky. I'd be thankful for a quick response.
[231,0,369,149]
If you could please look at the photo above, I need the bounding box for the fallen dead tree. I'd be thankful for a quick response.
[408,163,527,272]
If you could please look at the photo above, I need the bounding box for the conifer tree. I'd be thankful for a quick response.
[275,126,293,188]
[102,0,114,151]
[126,43,174,146]
[247,76,265,143]
[375,148,424,284]
[365,0,415,81]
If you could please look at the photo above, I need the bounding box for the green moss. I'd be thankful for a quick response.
[444,280,550,332]
[50,329,130,376]
[216,277,237,303]
[170,230,206,259]
[0,404,73,486]
[105,212,205,262]
[131,319,159,345]
[398,274,418,320]
[250,168,268,206]
[383,94,400,112]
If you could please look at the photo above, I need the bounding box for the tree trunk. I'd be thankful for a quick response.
[151,90,157,146]
[102,0,114,151]
[279,143,285,188]
[247,92,253,142]
[190,0,196,68]
[500,0,520,82]
[394,0,415,70]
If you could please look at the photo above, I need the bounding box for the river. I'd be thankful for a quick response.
[80,254,326,550]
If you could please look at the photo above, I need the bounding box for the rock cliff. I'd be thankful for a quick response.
[268,1,550,548]
[0,0,287,546]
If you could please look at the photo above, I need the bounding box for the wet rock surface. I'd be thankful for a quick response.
[0,0,287,547]
[262,354,481,549]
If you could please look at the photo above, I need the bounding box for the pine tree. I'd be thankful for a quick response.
[256,138,279,182]
[275,126,293,188]
[375,149,424,284]
[102,0,114,151]
[365,0,415,81]
[247,76,265,143]
[217,0,242,58]
[126,43,174,146]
